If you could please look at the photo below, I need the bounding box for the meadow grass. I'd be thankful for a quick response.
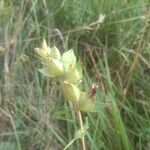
[0,0,150,149]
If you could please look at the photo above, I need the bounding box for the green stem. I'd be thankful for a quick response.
[77,110,86,150]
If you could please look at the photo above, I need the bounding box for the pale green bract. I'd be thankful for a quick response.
[62,49,76,71]
[77,92,96,112]
[50,46,61,60]
[62,81,81,104]
[38,58,64,77]
[64,63,82,84]
[61,50,82,84]
[42,39,50,53]
[46,57,64,76]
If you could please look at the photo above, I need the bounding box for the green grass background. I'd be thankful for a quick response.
[0,0,150,149]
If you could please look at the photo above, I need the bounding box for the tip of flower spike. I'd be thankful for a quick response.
[42,39,47,48]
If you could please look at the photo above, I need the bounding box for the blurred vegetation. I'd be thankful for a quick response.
[0,0,150,150]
